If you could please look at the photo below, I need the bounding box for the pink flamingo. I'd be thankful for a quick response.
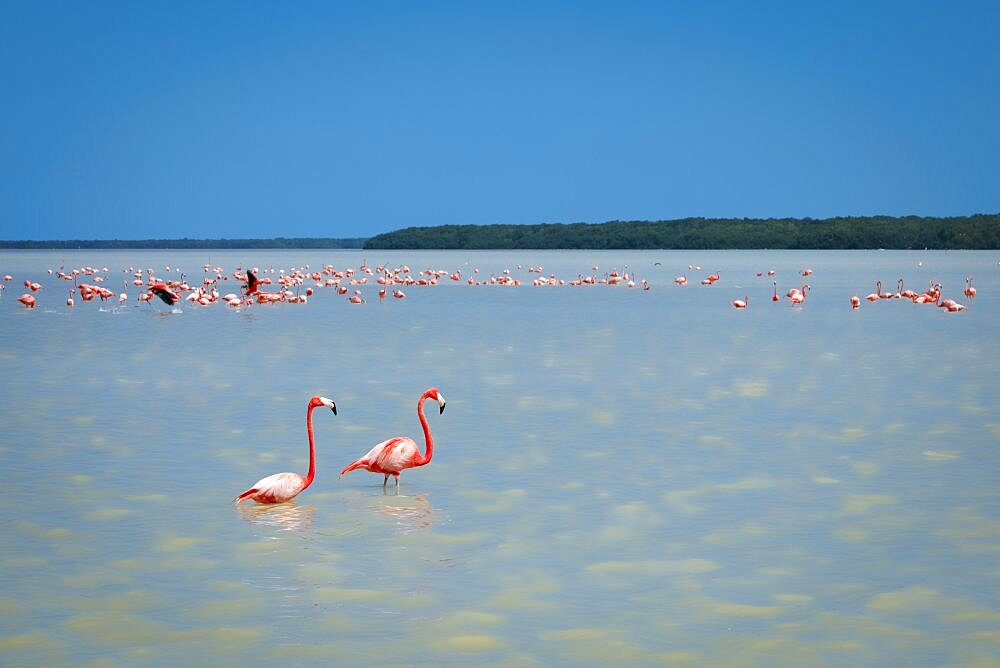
[865,281,881,302]
[964,277,976,299]
[789,284,809,304]
[341,388,446,491]
[731,295,748,309]
[235,396,338,505]
[899,278,917,300]
[851,294,860,309]
[772,281,780,302]
[243,269,261,297]
[148,284,180,305]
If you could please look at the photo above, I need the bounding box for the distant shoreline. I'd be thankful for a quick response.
[3,214,998,250]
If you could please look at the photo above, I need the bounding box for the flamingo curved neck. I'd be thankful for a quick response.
[415,394,435,467]
[304,403,318,487]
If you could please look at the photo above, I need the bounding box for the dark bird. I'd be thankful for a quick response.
[243,270,260,296]
[148,284,180,306]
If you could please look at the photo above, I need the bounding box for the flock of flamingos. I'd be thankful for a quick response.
[1,258,978,312]
[1,256,980,505]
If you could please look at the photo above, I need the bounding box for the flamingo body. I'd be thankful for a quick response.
[341,388,445,490]
[341,436,421,478]
[235,472,310,505]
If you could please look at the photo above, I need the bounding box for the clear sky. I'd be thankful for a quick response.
[2,1,997,240]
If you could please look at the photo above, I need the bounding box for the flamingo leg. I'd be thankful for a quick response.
[383,474,389,488]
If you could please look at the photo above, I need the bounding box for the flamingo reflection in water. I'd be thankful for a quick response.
[373,493,434,534]
[237,503,317,532]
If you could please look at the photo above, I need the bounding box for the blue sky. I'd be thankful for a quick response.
[2,1,997,240]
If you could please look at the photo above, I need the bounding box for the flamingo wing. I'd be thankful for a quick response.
[235,472,306,504]
[245,270,259,295]
[149,284,179,305]
[371,437,419,473]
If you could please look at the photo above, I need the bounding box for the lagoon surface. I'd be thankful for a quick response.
[1,249,998,666]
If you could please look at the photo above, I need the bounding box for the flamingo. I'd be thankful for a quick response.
[789,284,809,304]
[17,293,36,308]
[965,277,976,299]
[899,278,917,300]
[234,396,338,505]
[148,284,180,306]
[865,281,881,302]
[772,281,780,302]
[674,273,687,286]
[731,295,748,309]
[243,269,261,297]
[851,294,860,309]
[341,388,446,491]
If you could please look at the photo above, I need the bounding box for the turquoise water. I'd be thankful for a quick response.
[1,249,998,666]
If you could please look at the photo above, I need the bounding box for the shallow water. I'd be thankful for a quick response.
[1,249,998,666]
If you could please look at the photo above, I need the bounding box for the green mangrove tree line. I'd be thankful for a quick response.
[363,215,999,250]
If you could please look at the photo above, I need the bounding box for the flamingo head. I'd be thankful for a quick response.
[311,396,337,415]
[425,387,447,414]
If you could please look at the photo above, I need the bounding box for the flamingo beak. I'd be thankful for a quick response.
[321,397,337,414]
[437,394,447,414]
